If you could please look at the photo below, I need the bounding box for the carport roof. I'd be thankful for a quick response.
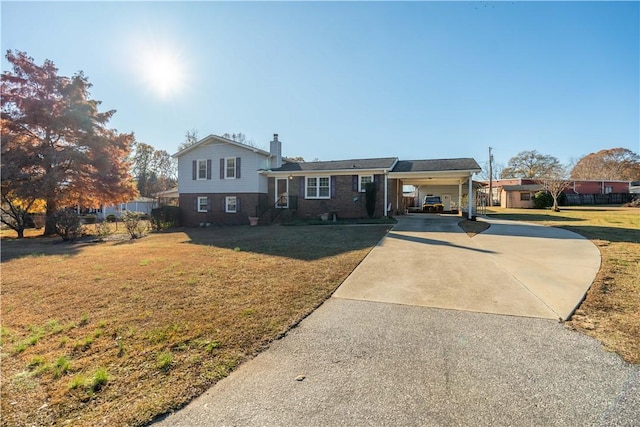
[392,158,481,173]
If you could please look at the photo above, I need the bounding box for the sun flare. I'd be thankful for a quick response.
[135,46,187,98]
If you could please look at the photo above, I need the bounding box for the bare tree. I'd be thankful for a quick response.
[177,129,199,152]
[537,164,571,212]
[501,150,561,179]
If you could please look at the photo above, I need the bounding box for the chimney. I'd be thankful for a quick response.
[270,133,282,169]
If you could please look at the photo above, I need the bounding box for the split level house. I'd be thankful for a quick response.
[173,134,482,226]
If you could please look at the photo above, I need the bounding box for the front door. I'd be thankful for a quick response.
[276,178,288,208]
[442,193,451,211]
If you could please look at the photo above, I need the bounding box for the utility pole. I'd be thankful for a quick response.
[488,147,493,207]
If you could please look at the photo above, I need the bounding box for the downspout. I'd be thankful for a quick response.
[467,173,473,220]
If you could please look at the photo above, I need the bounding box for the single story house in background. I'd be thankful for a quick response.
[173,133,482,226]
[485,178,635,208]
[99,197,158,219]
[77,197,158,220]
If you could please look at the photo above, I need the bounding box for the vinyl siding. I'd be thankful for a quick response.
[177,141,269,194]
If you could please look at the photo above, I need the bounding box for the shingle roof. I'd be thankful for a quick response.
[392,158,481,173]
[270,157,398,172]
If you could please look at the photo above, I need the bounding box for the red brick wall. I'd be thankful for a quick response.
[268,175,400,219]
[179,193,263,226]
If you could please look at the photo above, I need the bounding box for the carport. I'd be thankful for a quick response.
[389,159,482,219]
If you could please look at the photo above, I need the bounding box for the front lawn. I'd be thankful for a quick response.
[486,206,640,364]
[0,224,390,426]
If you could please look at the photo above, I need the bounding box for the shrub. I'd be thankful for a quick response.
[533,191,553,209]
[54,209,83,241]
[105,214,117,223]
[80,214,97,224]
[121,211,149,239]
[150,206,181,230]
[93,221,112,241]
[365,182,377,218]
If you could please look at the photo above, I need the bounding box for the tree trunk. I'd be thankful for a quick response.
[43,199,58,236]
[16,228,24,239]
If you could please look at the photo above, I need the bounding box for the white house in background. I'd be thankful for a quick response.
[99,197,157,219]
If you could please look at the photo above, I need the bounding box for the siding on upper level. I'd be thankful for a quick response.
[177,140,270,194]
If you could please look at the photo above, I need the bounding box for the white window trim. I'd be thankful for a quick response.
[197,159,208,180]
[197,196,208,212]
[359,175,374,192]
[224,157,236,179]
[305,176,330,199]
[225,196,237,213]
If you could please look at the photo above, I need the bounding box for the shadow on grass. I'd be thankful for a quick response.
[488,213,586,223]
[0,236,84,262]
[557,225,640,244]
[183,224,392,261]
[486,214,640,244]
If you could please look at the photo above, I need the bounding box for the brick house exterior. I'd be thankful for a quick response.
[175,133,482,225]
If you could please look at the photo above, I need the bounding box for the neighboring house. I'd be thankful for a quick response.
[174,133,482,225]
[100,197,158,219]
[155,187,179,206]
[487,179,634,208]
[500,184,544,209]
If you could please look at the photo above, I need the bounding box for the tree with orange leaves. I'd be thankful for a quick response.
[1,50,137,236]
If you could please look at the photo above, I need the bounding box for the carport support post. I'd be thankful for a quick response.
[384,172,388,217]
[467,173,473,220]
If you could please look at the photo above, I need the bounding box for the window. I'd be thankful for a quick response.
[604,186,613,194]
[197,159,208,180]
[359,175,373,192]
[520,192,531,201]
[225,196,237,213]
[306,176,330,199]
[197,197,208,212]
[225,157,236,179]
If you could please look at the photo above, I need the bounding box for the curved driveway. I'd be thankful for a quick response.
[156,215,638,427]
[334,214,601,320]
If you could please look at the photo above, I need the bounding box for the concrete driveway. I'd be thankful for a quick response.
[155,215,638,426]
[334,214,601,320]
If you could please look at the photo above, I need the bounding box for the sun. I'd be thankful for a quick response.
[136,47,187,98]
[146,53,184,96]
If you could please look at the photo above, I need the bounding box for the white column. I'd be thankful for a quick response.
[458,181,462,216]
[384,173,389,217]
[467,174,473,220]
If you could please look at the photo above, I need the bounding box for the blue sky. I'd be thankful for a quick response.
[2,1,638,171]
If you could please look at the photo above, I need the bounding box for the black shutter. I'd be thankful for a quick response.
[207,197,212,212]
[352,175,359,191]
[299,177,305,198]
[237,197,241,213]
[192,161,197,180]
[236,157,241,179]
[220,159,225,179]
[193,197,197,211]
[221,198,226,212]
[206,159,212,180]
[331,176,337,199]
[374,174,381,190]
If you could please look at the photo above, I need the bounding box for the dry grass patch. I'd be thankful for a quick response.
[1,224,390,426]
[486,207,640,364]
